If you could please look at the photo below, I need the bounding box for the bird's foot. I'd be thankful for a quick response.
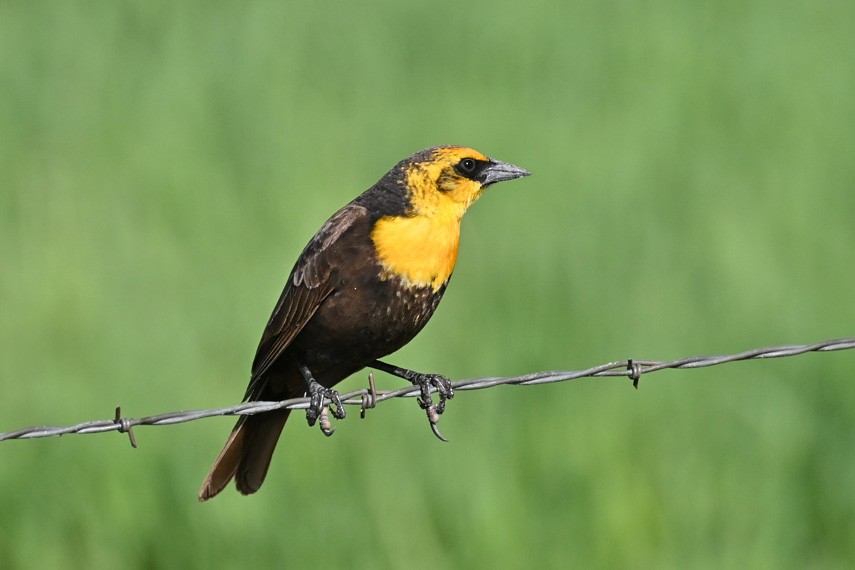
[406,372,454,442]
[369,360,455,441]
[305,378,346,436]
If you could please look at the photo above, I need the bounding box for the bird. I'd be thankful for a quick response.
[199,145,529,501]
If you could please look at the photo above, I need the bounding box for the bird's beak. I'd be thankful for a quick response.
[480,159,531,187]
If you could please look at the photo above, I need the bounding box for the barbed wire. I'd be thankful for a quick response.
[1,336,853,446]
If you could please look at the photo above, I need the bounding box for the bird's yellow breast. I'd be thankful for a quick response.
[370,212,460,291]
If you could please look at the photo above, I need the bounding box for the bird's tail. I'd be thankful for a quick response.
[198,408,291,501]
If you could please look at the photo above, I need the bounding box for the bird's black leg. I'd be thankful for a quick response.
[369,360,454,442]
[297,362,345,434]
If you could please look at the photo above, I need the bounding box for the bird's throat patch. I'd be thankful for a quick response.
[370,214,460,291]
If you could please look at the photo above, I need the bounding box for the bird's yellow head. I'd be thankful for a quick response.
[403,146,529,219]
[370,146,529,291]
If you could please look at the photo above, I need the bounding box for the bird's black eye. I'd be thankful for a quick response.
[458,158,476,174]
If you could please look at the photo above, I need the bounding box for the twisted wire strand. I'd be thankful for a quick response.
[1,337,852,444]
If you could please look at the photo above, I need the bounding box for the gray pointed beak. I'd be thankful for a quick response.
[480,159,531,187]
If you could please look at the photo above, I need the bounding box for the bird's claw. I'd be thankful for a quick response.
[408,372,454,442]
[318,405,335,437]
[305,380,345,433]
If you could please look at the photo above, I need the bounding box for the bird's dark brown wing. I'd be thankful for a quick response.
[244,203,370,398]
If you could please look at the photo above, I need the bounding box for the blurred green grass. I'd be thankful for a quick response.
[1,0,854,568]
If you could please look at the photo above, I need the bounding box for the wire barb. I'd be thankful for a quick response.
[360,372,378,419]
[1,337,853,443]
[627,359,642,389]
[114,406,138,448]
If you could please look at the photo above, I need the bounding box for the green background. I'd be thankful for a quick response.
[1,1,854,568]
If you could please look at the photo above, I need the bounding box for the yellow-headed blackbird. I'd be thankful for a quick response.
[199,146,529,501]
